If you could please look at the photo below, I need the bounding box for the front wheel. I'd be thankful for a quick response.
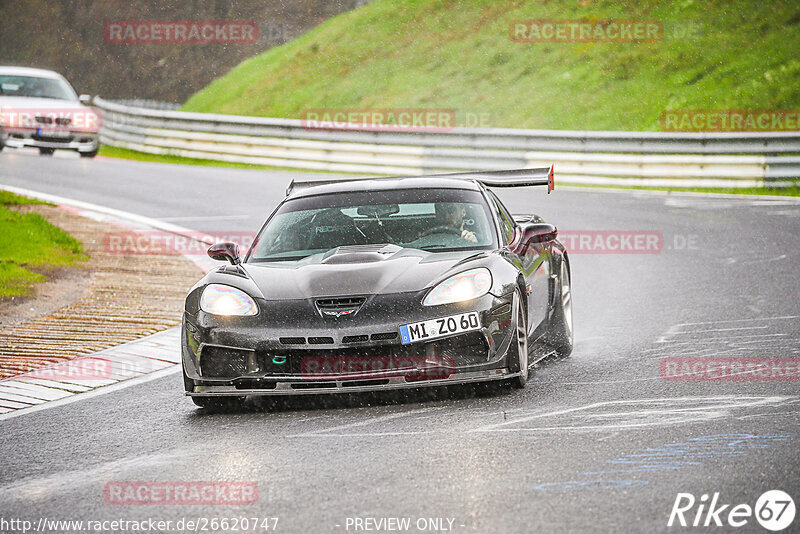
[79,149,98,158]
[506,288,529,389]
[39,147,55,156]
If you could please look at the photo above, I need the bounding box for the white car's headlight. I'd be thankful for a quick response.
[423,268,492,306]
[200,284,258,316]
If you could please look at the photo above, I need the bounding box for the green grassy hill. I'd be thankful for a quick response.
[182,0,800,131]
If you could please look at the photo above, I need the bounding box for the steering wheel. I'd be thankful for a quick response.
[426,225,462,236]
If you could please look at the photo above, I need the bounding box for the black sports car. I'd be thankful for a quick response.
[181,167,572,409]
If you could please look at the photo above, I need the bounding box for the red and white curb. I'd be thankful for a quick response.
[0,185,216,419]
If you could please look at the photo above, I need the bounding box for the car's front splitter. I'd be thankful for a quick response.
[187,367,517,397]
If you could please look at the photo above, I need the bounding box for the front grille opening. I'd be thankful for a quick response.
[433,331,488,365]
[371,332,398,341]
[200,346,251,378]
[342,335,369,344]
[342,379,390,387]
[33,134,73,143]
[235,379,277,390]
[291,382,337,389]
[279,337,306,345]
[316,297,366,310]
[308,336,335,345]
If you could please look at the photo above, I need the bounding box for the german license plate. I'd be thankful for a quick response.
[399,312,481,344]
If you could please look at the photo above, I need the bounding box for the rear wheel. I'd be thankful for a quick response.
[79,149,98,158]
[39,147,55,156]
[549,257,574,357]
[506,288,529,389]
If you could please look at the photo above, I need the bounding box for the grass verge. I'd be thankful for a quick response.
[0,191,87,299]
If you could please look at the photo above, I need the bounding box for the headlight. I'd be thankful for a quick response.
[423,268,492,306]
[200,284,258,316]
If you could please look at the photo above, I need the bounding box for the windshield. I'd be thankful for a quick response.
[0,75,78,100]
[248,188,497,262]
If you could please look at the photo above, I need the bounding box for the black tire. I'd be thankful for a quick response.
[184,368,244,411]
[39,147,55,156]
[548,256,574,357]
[79,149,98,158]
[506,288,529,389]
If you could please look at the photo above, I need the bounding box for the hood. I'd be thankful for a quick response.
[241,244,488,300]
[0,96,84,109]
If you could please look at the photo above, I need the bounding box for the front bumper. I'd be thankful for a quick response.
[183,291,518,396]
[1,128,99,152]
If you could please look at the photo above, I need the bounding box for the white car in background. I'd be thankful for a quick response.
[0,66,100,158]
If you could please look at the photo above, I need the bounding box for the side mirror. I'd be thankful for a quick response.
[208,242,241,265]
[511,223,558,255]
[79,94,92,105]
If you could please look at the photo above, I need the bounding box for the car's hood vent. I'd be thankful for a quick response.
[321,243,402,264]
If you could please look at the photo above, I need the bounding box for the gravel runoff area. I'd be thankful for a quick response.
[0,204,203,379]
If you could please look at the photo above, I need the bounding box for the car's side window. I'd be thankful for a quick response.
[488,191,516,245]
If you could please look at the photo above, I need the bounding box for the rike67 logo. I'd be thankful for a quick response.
[668,490,795,531]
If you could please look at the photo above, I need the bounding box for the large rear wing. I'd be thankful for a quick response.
[285,165,555,196]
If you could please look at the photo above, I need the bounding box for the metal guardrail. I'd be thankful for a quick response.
[94,97,800,188]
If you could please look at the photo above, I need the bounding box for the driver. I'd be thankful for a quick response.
[433,203,477,243]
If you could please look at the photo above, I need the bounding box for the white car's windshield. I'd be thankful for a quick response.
[248,188,497,261]
[0,75,77,101]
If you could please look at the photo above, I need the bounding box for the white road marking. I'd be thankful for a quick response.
[0,366,180,422]
[470,396,791,433]
[659,315,800,329]
[0,381,74,401]
[680,326,769,334]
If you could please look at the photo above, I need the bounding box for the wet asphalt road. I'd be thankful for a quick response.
[1,150,799,533]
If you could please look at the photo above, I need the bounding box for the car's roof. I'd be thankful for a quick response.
[0,66,66,79]
[287,177,482,199]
